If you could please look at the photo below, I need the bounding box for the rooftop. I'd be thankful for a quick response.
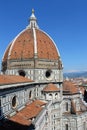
[0,100,47,130]
[0,75,33,85]
[63,80,79,94]
[43,83,60,92]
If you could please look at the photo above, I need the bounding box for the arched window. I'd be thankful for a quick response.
[66,102,68,111]
[55,93,58,99]
[65,124,68,130]
[49,94,52,99]
[29,91,32,99]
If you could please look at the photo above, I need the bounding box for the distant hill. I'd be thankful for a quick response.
[64,71,87,78]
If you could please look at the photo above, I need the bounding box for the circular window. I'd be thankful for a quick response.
[12,96,17,108]
[46,71,51,78]
[18,70,26,77]
[45,69,52,80]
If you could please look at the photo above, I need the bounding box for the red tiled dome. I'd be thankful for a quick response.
[2,10,60,63]
[3,28,59,61]
[2,10,62,74]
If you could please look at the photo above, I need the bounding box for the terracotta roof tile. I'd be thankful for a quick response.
[36,29,59,60]
[0,100,46,129]
[9,100,46,126]
[0,75,33,85]
[3,28,59,62]
[3,43,11,61]
[10,114,31,126]
[9,29,34,60]
[43,83,60,92]
[63,81,79,94]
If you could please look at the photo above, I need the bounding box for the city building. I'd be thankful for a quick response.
[0,10,87,130]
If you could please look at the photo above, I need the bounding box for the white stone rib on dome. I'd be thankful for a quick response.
[33,28,37,55]
[8,29,27,60]
[7,28,38,60]
[2,41,12,61]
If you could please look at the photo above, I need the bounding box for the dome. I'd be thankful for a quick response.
[2,10,60,62]
[3,29,59,61]
[2,10,63,83]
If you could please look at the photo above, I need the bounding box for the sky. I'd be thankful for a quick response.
[0,0,87,73]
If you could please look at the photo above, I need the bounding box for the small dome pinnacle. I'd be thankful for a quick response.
[32,9,34,14]
[27,9,39,29]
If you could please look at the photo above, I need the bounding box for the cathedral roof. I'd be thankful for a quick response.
[10,100,46,125]
[63,80,79,94]
[0,100,46,130]
[0,75,33,85]
[43,83,60,92]
[3,10,60,62]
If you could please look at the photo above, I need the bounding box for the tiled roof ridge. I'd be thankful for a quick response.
[8,99,47,126]
[43,83,60,92]
[0,75,33,85]
[63,80,79,94]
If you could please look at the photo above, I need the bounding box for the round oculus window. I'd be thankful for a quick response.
[45,69,53,80]
[18,70,26,77]
[12,96,17,108]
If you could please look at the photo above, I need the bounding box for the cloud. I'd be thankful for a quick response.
[64,70,87,73]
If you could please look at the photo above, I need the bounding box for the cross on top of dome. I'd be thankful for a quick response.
[27,9,39,29]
